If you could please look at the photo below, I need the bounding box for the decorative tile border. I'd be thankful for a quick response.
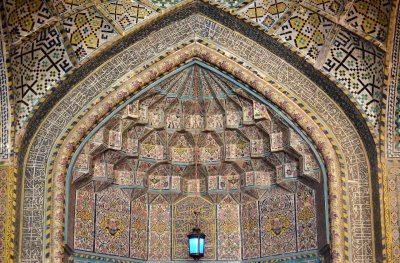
[72,250,323,262]
[381,1,400,262]
[0,0,10,161]
[0,18,11,161]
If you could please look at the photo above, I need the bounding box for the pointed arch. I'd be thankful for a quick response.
[15,11,380,263]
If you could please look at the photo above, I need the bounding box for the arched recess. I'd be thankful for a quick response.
[15,6,381,263]
[66,60,330,262]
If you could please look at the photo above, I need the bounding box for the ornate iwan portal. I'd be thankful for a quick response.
[68,62,328,262]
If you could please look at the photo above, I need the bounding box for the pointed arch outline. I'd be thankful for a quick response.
[14,11,381,263]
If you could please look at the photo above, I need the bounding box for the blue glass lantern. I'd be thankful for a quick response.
[187,227,206,260]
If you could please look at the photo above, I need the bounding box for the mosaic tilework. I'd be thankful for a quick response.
[344,0,391,43]
[6,0,386,136]
[396,77,400,153]
[323,28,385,126]
[52,0,91,15]
[237,0,295,30]
[0,167,8,262]
[296,183,317,251]
[61,7,118,62]
[209,0,247,9]
[0,21,10,161]
[147,0,184,9]
[241,197,260,259]
[69,63,318,195]
[303,0,344,16]
[385,7,400,262]
[385,3,400,158]
[74,183,95,251]
[5,0,53,44]
[217,195,241,260]
[16,13,376,262]
[388,164,400,260]
[130,195,148,260]
[67,61,326,261]
[99,0,157,32]
[260,188,297,257]
[11,24,73,129]
[95,187,130,257]
[148,195,171,261]
[275,9,334,61]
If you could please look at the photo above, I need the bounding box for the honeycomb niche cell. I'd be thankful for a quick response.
[69,63,328,262]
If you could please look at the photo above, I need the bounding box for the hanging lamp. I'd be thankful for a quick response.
[187,211,206,260]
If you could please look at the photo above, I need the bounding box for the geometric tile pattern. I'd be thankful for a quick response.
[148,195,171,261]
[0,23,10,160]
[238,0,295,30]
[275,9,334,61]
[61,7,118,62]
[147,0,184,9]
[385,6,400,158]
[99,0,157,32]
[260,188,297,257]
[296,183,317,251]
[1,0,388,135]
[304,0,344,16]
[95,187,130,257]
[323,28,385,125]
[15,14,375,262]
[345,0,391,43]
[217,195,241,260]
[209,0,248,9]
[11,24,73,129]
[130,195,148,259]
[388,164,400,261]
[52,0,91,15]
[241,197,261,259]
[68,63,326,261]
[72,186,320,261]
[74,183,95,251]
[0,167,8,263]
[396,77,400,153]
[4,0,52,44]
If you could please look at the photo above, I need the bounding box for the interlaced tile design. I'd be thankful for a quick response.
[323,28,385,126]
[345,0,391,43]
[11,25,73,129]
[147,0,186,9]
[99,0,157,31]
[0,27,9,160]
[395,76,400,152]
[61,7,118,62]
[209,0,248,9]
[52,0,91,15]
[304,0,344,16]
[275,8,334,61]
[5,0,52,44]
[238,0,295,30]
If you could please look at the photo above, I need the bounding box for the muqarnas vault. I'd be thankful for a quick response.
[69,63,328,261]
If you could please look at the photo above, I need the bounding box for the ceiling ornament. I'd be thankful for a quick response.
[70,64,327,261]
